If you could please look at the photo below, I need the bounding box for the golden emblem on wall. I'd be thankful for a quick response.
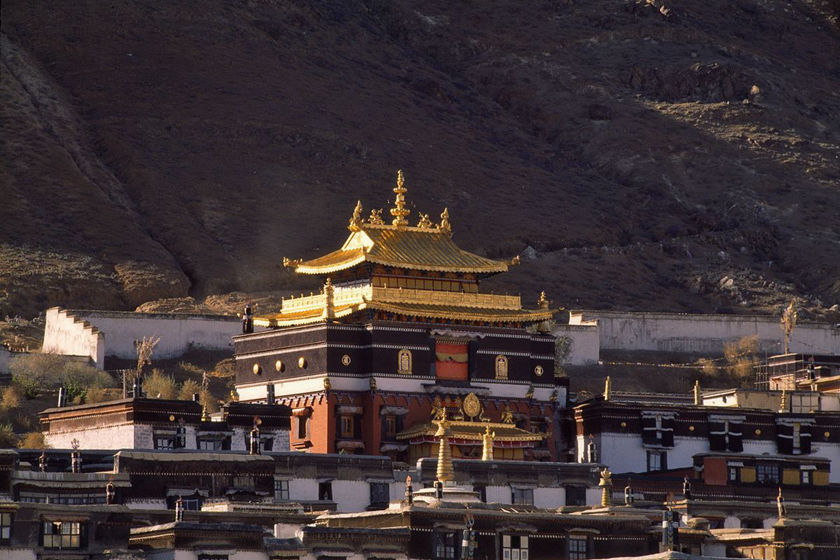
[252,363,262,375]
[463,392,482,420]
[534,365,544,376]
[341,354,352,366]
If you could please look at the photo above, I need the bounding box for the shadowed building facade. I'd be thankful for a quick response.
[234,171,566,461]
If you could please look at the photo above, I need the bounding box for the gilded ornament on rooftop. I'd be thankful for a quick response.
[390,169,410,227]
[417,213,433,229]
[463,393,482,420]
[538,291,549,310]
[368,208,384,225]
[348,200,363,231]
[438,207,451,235]
[501,405,514,424]
[282,257,302,267]
[431,396,445,421]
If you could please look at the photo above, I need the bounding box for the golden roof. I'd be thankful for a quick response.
[253,284,556,327]
[397,420,545,442]
[285,171,510,275]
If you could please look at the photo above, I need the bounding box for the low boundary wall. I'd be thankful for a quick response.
[42,307,240,368]
[571,309,840,356]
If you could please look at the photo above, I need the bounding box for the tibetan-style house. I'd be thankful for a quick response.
[234,171,565,461]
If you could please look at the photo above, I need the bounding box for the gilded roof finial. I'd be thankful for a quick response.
[390,170,410,227]
[438,207,451,235]
[434,408,454,484]
[693,379,701,405]
[481,425,495,461]
[599,468,613,507]
[201,405,209,422]
[417,213,433,229]
[538,291,549,310]
[604,376,612,401]
[348,200,363,231]
[368,208,384,225]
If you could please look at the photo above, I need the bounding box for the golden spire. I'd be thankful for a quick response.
[201,405,208,422]
[438,207,451,235]
[599,468,613,507]
[348,200,363,231]
[481,425,495,461]
[604,376,612,401]
[435,409,454,484]
[390,170,410,227]
[322,277,335,320]
[538,291,549,310]
[693,379,701,405]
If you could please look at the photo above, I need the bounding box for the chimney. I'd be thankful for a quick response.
[266,383,275,405]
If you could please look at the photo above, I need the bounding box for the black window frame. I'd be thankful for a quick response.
[275,479,290,501]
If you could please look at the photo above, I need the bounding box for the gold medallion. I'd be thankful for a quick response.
[463,392,482,419]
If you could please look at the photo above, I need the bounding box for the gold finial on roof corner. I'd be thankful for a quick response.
[417,213,433,229]
[693,379,701,405]
[599,468,613,507]
[283,257,302,268]
[348,200,363,231]
[604,376,612,401]
[538,291,549,310]
[438,207,451,235]
[201,405,209,422]
[390,170,410,227]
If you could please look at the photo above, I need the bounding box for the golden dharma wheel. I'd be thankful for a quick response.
[298,357,307,369]
[252,363,262,375]
[275,360,285,372]
[463,392,481,419]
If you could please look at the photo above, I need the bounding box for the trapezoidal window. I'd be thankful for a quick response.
[495,355,509,380]
[398,349,412,375]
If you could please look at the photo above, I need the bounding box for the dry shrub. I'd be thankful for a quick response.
[18,431,46,449]
[0,424,17,448]
[143,369,177,399]
[85,387,111,404]
[209,358,235,378]
[0,384,23,410]
[178,379,202,401]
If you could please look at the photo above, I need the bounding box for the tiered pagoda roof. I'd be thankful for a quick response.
[258,171,556,328]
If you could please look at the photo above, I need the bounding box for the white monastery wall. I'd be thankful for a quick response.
[44,423,137,450]
[553,321,600,365]
[485,485,511,504]
[288,478,319,502]
[42,307,105,366]
[331,480,370,512]
[43,306,240,368]
[572,309,840,356]
[533,486,564,508]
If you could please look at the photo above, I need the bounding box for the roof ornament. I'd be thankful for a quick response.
[481,425,495,461]
[599,468,613,507]
[390,170,410,227]
[322,277,335,320]
[604,376,612,401]
[434,408,455,484]
[368,208,384,225]
[438,207,452,235]
[417,212,433,229]
[538,291,549,310]
[348,200,363,231]
[693,379,701,405]
[777,487,786,519]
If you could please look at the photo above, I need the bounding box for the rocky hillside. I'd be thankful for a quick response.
[2,1,839,320]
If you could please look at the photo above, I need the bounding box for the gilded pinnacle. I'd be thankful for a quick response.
[390,169,410,227]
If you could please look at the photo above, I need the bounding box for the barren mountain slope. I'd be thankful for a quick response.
[1,0,838,319]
